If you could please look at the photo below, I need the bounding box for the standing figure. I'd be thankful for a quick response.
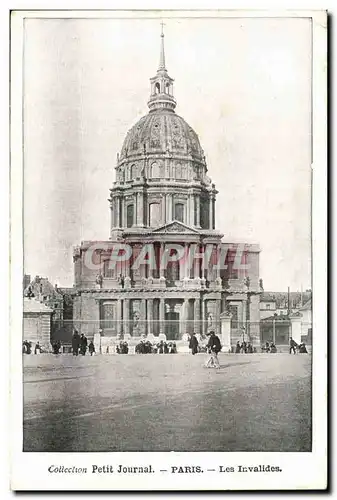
[88,341,95,356]
[289,337,297,354]
[72,330,80,356]
[189,332,199,355]
[235,341,241,354]
[34,341,41,354]
[205,331,222,369]
[298,342,308,354]
[246,342,253,354]
[270,342,277,353]
[80,334,88,355]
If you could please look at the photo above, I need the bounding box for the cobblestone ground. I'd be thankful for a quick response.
[23,353,311,452]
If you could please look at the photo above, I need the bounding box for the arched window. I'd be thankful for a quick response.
[124,165,130,181]
[130,164,137,179]
[151,162,161,178]
[155,82,160,94]
[127,204,134,228]
[165,82,170,95]
[149,202,161,227]
[174,203,184,223]
[181,165,187,179]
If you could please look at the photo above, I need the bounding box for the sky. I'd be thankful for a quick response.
[23,15,312,291]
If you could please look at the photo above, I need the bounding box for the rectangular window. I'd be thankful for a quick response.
[174,203,184,223]
[127,204,134,228]
[103,259,116,278]
[100,302,116,330]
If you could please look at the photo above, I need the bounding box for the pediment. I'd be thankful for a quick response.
[152,220,200,234]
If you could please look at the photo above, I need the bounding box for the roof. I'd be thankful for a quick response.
[24,298,53,314]
[24,276,63,300]
[260,293,277,303]
[119,110,205,165]
[300,298,312,311]
[262,291,312,309]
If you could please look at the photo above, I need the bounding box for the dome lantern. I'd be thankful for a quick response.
[147,23,177,112]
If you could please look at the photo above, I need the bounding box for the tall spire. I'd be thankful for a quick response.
[158,21,166,71]
[147,23,176,112]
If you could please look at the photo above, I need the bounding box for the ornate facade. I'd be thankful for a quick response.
[73,29,261,348]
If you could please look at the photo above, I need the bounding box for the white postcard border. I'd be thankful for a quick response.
[10,8,327,491]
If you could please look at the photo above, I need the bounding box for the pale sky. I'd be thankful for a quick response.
[23,16,312,290]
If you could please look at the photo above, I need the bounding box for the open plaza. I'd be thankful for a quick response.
[23,352,311,453]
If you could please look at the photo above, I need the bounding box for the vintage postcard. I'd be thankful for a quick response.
[10,8,327,491]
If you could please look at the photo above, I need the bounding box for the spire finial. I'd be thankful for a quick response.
[158,21,166,71]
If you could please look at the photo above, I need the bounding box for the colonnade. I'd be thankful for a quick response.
[110,190,216,230]
[100,296,223,337]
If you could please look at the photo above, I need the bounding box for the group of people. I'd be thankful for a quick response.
[261,341,277,353]
[135,340,177,354]
[22,340,44,354]
[188,331,222,369]
[71,330,95,356]
[116,341,129,354]
[289,337,308,354]
[235,341,256,354]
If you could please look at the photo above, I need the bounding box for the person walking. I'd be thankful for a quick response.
[189,332,199,355]
[289,337,297,354]
[88,341,95,356]
[72,330,80,356]
[205,331,222,369]
[80,333,88,355]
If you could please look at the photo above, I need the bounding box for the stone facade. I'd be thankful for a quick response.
[23,298,53,349]
[73,30,261,348]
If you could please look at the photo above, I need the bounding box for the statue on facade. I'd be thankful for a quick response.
[133,311,141,335]
[73,245,81,262]
[259,278,264,291]
[207,312,213,328]
[244,276,250,289]
[95,274,103,288]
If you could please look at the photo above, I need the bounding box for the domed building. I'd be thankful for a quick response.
[73,28,261,351]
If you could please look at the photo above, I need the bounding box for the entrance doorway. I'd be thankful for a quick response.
[165,311,180,340]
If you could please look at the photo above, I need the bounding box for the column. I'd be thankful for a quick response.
[116,299,122,336]
[159,298,165,334]
[194,298,201,335]
[123,299,130,337]
[115,197,120,228]
[242,299,247,334]
[209,195,213,229]
[290,314,303,345]
[212,198,215,229]
[160,243,165,278]
[163,194,167,223]
[216,298,221,335]
[196,196,201,228]
[138,191,144,227]
[121,197,125,228]
[140,299,146,335]
[201,298,205,335]
[147,299,154,334]
[215,244,221,279]
[180,243,186,280]
[190,194,195,226]
[168,194,173,221]
[220,312,232,352]
[185,243,190,279]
